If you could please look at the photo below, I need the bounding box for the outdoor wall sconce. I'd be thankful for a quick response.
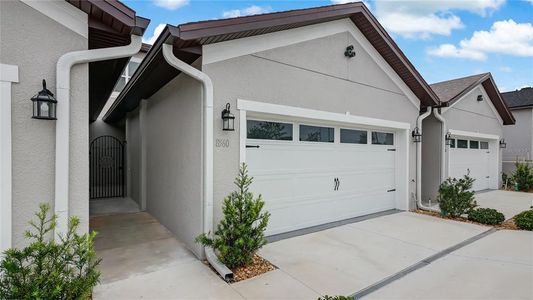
[499,139,507,149]
[445,132,453,146]
[477,95,484,101]
[344,45,356,58]
[221,103,235,131]
[31,79,57,120]
[411,127,421,143]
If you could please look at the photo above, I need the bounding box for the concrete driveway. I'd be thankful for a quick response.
[475,190,533,219]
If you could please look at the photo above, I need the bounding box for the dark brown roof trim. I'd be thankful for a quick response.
[105,2,440,122]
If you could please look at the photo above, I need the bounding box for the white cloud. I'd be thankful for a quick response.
[371,0,505,38]
[499,66,512,72]
[428,20,533,60]
[222,5,271,18]
[525,0,533,4]
[331,0,371,9]
[143,23,166,45]
[153,0,189,10]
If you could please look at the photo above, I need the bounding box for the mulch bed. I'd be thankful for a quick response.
[414,209,520,230]
[203,254,276,283]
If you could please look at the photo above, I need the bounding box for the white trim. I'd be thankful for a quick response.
[448,129,499,141]
[204,19,421,110]
[0,64,18,253]
[443,85,504,125]
[21,0,88,38]
[237,99,411,130]
[238,98,410,212]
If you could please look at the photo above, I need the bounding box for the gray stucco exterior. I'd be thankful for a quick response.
[0,1,89,247]
[502,108,533,173]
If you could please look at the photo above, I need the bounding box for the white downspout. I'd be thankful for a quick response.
[55,35,142,239]
[433,108,447,182]
[416,107,439,213]
[162,44,233,281]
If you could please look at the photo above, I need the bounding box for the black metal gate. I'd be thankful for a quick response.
[90,135,125,199]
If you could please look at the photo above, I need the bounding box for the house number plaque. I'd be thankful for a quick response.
[216,138,230,148]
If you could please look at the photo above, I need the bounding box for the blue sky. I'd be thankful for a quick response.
[124,0,533,92]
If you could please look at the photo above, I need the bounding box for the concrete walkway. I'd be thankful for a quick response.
[475,190,533,220]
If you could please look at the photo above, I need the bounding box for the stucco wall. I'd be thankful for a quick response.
[89,120,125,142]
[0,1,88,247]
[421,114,443,203]
[142,69,204,258]
[126,108,141,206]
[202,24,420,225]
[503,108,532,161]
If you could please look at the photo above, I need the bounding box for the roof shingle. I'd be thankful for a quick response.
[502,87,533,109]
[430,73,488,103]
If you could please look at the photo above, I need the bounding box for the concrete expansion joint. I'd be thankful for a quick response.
[352,227,498,299]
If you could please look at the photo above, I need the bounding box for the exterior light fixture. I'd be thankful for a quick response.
[411,127,422,143]
[344,45,356,58]
[477,95,484,101]
[445,132,453,146]
[221,103,235,131]
[499,139,507,149]
[31,79,57,120]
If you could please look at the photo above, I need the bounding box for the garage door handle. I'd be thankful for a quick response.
[387,189,396,192]
[246,145,260,148]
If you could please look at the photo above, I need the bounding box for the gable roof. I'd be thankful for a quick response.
[64,0,150,122]
[502,87,533,110]
[104,2,439,122]
[430,73,515,125]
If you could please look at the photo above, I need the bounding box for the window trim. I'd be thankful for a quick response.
[371,130,395,145]
[246,119,294,141]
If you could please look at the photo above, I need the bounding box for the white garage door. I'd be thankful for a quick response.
[449,138,491,191]
[246,119,397,236]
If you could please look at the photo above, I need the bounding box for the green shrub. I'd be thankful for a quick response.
[468,208,505,225]
[318,296,353,300]
[196,163,270,269]
[0,203,101,299]
[512,161,533,191]
[438,175,477,218]
[514,208,533,231]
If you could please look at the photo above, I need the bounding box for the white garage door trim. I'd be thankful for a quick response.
[447,129,500,190]
[237,99,410,214]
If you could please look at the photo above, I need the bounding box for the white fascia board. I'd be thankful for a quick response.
[237,99,411,130]
[21,0,88,39]
[449,129,499,140]
[442,84,504,126]
[204,18,421,110]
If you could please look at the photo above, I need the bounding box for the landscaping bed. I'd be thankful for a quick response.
[231,254,276,282]
[415,209,520,230]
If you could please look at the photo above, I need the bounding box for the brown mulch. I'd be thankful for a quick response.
[231,254,276,282]
[414,209,520,230]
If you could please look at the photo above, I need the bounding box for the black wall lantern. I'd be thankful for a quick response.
[344,45,356,58]
[499,139,507,149]
[221,103,235,131]
[31,79,57,120]
[445,132,453,146]
[477,95,484,101]
[411,127,421,143]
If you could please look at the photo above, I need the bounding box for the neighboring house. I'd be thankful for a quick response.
[421,73,515,203]
[104,3,442,258]
[501,87,533,173]
[0,0,148,252]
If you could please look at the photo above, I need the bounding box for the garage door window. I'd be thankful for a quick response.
[470,140,479,149]
[340,129,367,144]
[480,141,489,149]
[450,139,456,148]
[247,120,293,140]
[300,125,334,143]
[371,132,394,145]
[457,139,468,148]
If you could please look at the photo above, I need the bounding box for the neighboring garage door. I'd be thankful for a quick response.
[245,118,397,236]
[449,138,491,191]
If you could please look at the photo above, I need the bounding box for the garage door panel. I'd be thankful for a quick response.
[449,144,491,191]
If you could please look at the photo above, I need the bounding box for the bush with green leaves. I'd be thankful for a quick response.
[468,208,505,225]
[0,203,101,299]
[318,296,353,300]
[438,175,477,218]
[512,161,533,191]
[196,163,270,269]
[514,208,533,231]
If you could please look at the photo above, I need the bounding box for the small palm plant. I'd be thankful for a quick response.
[196,163,270,269]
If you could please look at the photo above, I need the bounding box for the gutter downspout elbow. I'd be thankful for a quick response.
[416,107,440,213]
[162,44,233,282]
[55,35,142,240]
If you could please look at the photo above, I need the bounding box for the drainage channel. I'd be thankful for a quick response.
[352,227,498,299]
